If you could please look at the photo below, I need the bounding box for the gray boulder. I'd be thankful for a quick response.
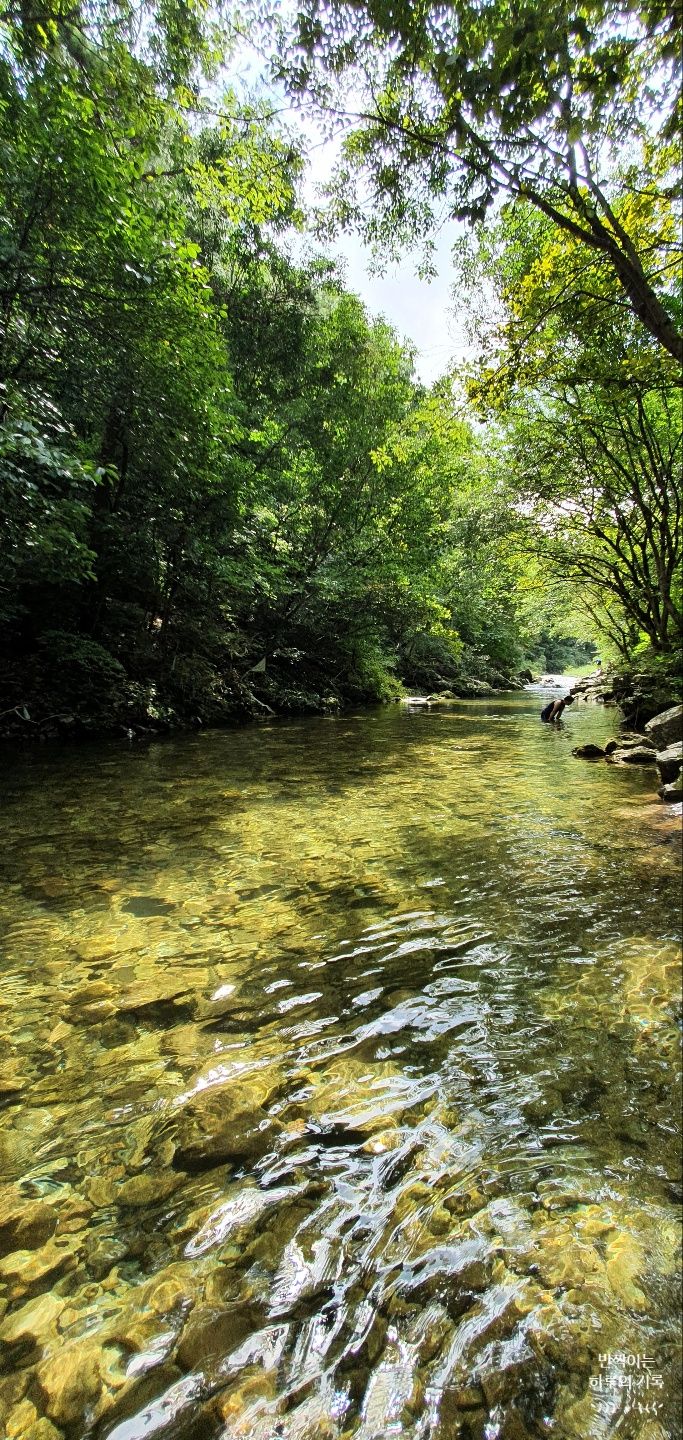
[605,733,654,754]
[164,1067,284,1172]
[460,678,496,696]
[619,679,679,729]
[656,741,683,785]
[570,674,616,704]
[659,773,683,803]
[607,746,657,765]
[644,704,683,750]
[572,744,606,760]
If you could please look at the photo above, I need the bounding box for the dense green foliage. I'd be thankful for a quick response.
[281,0,681,680]
[288,0,681,360]
[0,0,540,738]
[458,203,681,663]
[1,0,679,739]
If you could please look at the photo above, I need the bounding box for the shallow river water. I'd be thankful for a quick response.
[0,695,681,1440]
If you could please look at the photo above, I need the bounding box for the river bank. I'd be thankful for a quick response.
[402,670,683,810]
[2,649,679,753]
[0,658,529,746]
[566,672,683,806]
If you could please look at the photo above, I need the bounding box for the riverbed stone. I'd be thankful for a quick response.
[115,981,195,1022]
[360,1351,418,1433]
[558,1391,605,1440]
[607,745,657,765]
[169,1069,282,1171]
[429,1205,453,1236]
[306,1056,405,1134]
[574,1205,616,1240]
[104,1280,184,1356]
[611,732,655,748]
[655,741,683,784]
[135,1265,191,1317]
[5,1399,39,1436]
[0,1292,66,1349]
[116,1173,181,1208]
[0,1236,82,1299]
[362,1128,403,1154]
[0,1061,26,1098]
[572,744,605,760]
[175,1302,257,1372]
[0,1117,46,1183]
[531,1232,606,1294]
[452,1384,485,1409]
[4,1400,63,1439]
[15,1422,62,1440]
[644,704,683,750]
[213,1370,279,1431]
[47,1020,73,1045]
[54,1192,93,1235]
[36,1341,105,1425]
[0,1375,30,1428]
[604,1231,647,1310]
[400,1240,490,1305]
[659,773,682,802]
[0,1188,57,1255]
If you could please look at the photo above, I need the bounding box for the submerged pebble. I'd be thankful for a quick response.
[0,702,680,1439]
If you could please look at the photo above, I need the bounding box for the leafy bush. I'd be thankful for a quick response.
[347,638,404,702]
[24,632,129,728]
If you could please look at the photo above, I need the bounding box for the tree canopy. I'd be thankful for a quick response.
[0,0,679,738]
[285,0,682,360]
[455,194,681,661]
[2,0,542,737]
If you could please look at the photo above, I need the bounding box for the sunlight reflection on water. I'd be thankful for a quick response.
[0,696,680,1440]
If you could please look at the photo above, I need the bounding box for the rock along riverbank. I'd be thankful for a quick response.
[568,669,683,807]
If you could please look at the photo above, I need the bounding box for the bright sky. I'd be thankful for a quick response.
[227,47,470,387]
[308,227,468,387]
[295,134,470,387]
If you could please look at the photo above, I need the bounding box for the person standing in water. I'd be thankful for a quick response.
[540,694,575,722]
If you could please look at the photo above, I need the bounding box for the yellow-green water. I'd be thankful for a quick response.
[0,696,681,1440]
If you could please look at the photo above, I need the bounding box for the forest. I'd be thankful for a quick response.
[1,9,682,1439]
[0,0,680,739]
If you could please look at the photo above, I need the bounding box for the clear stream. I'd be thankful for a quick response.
[0,695,681,1440]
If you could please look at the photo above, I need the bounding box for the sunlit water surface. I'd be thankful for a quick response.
[0,696,681,1440]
